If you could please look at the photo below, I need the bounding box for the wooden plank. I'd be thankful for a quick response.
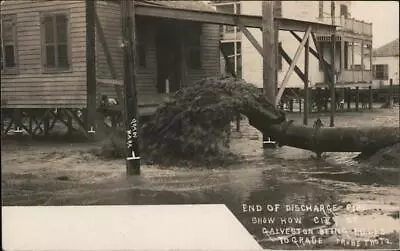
[236,21,263,56]
[219,43,237,78]
[276,26,312,105]
[262,1,276,103]
[303,36,309,126]
[135,4,335,33]
[311,32,332,84]
[279,45,306,82]
[97,78,123,86]
[262,1,275,146]
[291,31,333,79]
[86,0,97,131]
[95,10,118,78]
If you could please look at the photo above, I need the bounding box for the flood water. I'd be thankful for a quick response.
[2,107,399,250]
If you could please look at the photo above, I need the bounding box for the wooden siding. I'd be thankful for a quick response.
[185,23,221,84]
[96,1,161,107]
[0,0,87,108]
[95,1,221,107]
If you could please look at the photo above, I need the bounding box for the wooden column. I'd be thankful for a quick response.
[262,1,276,146]
[309,88,313,114]
[85,0,97,135]
[330,1,336,127]
[361,40,364,81]
[121,0,140,175]
[340,38,345,72]
[368,85,373,110]
[352,40,355,83]
[262,1,276,103]
[389,78,394,106]
[299,99,302,113]
[369,44,373,80]
[347,87,351,110]
[303,36,309,125]
[355,86,360,111]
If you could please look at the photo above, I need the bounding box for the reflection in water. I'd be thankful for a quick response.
[2,144,399,249]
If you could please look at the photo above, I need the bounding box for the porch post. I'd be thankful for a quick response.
[352,39,355,83]
[361,40,364,81]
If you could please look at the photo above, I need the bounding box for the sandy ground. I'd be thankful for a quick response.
[1,105,399,249]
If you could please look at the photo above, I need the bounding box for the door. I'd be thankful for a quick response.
[156,21,182,94]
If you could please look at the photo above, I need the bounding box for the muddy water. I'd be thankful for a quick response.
[2,107,399,250]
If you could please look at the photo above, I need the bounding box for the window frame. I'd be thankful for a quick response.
[373,64,389,80]
[1,14,18,75]
[40,10,72,73]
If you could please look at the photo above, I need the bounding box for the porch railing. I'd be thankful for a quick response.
[318,16,372,37]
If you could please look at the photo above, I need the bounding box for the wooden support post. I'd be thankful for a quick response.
[289,98,294,112]
[236,110,240,132]
[220,43,237,78]
[303,35,309,125]
[389,78,394,106]
[279,45,306,83]
[329,1,336,127]
[121,0,140,175]
[368,85,373,110]
[309,88,313,114]
[351,40,355,83]
[361,40,364,81]
[44,116,49,137]
[340,37,345,73]
[237,22,263,56]
[86,0,97,137]
[29,116,33,135]
[276,27,312,105]
[67,114,73,136]
[355,86,360,111]
[262,1,276,147]
[347,87,351,111]
[299,98,302,113]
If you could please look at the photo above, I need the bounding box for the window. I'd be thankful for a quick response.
[1,14,17,73]
[340,4,348,18]
[186,24,202,70]
[41,12,70,71]
[373,64,389,80]
[136,25,146,68]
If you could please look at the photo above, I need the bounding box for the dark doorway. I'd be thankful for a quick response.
[156,21,182,94]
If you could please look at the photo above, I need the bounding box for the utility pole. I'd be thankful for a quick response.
[262,1,276,148]
[330,0,336,127]
[121,0,140,175]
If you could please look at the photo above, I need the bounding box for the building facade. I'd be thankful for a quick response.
[371,38,399,87]
[210,1,373,91]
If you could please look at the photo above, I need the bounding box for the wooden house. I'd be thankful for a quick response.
[0,0,221,136]
[1,0,335,137]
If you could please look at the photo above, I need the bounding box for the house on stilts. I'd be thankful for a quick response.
[1,0,336,138]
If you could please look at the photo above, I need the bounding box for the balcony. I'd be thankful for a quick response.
[339,70,372,84]
[317,16,372,40]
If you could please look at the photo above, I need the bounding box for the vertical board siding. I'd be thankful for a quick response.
[96,1,161,106]
[1,0,87,108]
